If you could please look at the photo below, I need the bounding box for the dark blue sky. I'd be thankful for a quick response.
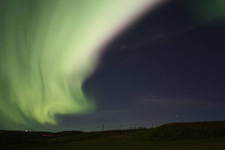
[59,0,225,131]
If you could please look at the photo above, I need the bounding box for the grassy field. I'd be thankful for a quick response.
[1,121,225,150]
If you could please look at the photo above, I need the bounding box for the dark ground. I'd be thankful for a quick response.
[1,121,225,150]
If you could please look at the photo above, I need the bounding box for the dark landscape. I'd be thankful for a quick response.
[1,121,225,150]
[1,1,225,150]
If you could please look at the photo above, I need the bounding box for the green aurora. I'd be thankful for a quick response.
[188,0,225,22]
[0,0,161,130]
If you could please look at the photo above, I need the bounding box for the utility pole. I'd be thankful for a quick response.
[152,122,154,128]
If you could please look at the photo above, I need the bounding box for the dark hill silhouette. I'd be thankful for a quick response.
[1,121,225,150]
[150,121,225,139]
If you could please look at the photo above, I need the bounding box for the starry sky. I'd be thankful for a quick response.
[71,0,225,131]
[0,0,225,132]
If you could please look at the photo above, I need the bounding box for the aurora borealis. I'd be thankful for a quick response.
[0,0,162,129]
[188,0,225,21]
[1,0,225,132]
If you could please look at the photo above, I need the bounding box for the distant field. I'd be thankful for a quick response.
[20,138,225,150]
[1,121,225,150]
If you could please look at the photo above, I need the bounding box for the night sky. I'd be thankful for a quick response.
[69,0,225,131]
[0,0,225,132]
